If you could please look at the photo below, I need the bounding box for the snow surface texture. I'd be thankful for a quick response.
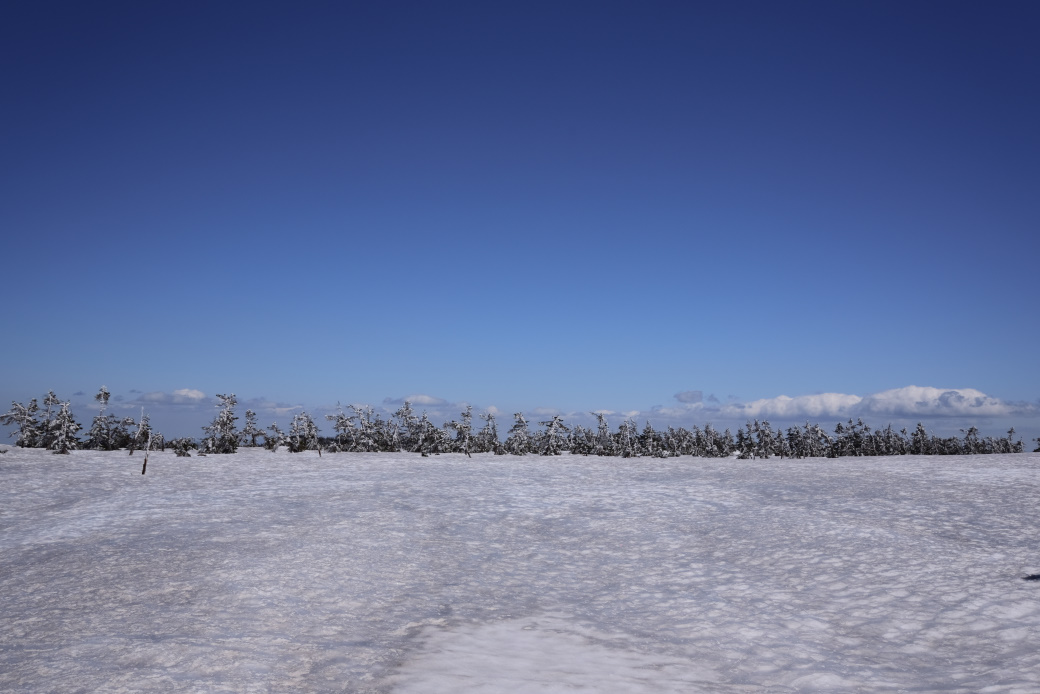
[1,448,1038,693]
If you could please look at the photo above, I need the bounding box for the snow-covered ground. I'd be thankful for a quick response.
[1,448,1038,693]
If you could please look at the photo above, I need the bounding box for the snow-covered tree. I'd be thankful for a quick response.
[95,386,110,412]
[567,424,595,455]
[640,421,663,457]
[961,426,981,455]
[129,409,152,454]
[393,401,420,451]
[49,401,81,454]
[266,422,285,451]
[998,428,1023,454]
[446,406,474,457]
[325,407,350,451]
[504,412,531,455]
[100,416,136,450]
[239,409,264,447]
[667,425,695,456]
[1,399,41,448]
[911,422,931,455]
[169,437,195,457]
[415,411,436,456]
[721,428,735,457]
[476,411,500,454]
[39,391,61,450]
[287,411,320,453]
[591,412,614,456]
[775,426,792,458]
[382,414,401,452]
[538,415,570,456]
[85,386,116,450]
[202,393,238,454]
[736,423,755,459]
[616,419,638,458]
[754,420,776,459]
[350,405,379,452]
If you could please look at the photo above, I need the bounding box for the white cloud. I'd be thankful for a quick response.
[138,388,208,406]
[239,397,304,417]
[711,386,1032,422]
[647,403,706,419]
[857,386,1021,418]
[383,394,447,407]
[722,393,863,420]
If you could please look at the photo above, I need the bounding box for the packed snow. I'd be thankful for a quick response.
[1,447,1038,693]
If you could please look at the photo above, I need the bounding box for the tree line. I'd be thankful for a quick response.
[3,387,1036,458]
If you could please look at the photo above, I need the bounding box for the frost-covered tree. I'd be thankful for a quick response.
[668,426,696,456]
[412,411,447,456]
[326,406,352,451]
[39,391,61,450]
[85,386,117,450]
[961,426,981,455]
[567,424,594,455]
[590,412,613,456]
[754,420,776,459]
[415,411,435,456]
[699,423,726,457]
[129,409,152,454]
[202,393,238,454]
[721,428,735,457]
[616,419,639,458]
[504,412,531,455]
[169,437,195,457]
[49,401,81,454]
[287,411,320,453]
[878,424,906,456]
[393,401,420,451]
[96,386,110,412]
[476,411,501,454]
[1,399,41,448]
[775,426,792,458]
[639,421,664,457]
[266,422,285,451]
[239,409,264,447]
[102,416,137,450]
[911,422,931,456]
[736,423,755,459]
[382,414,401,452]
[327,404,385,452]
[349,405,380,452]
[790,421,829,458]
[446,406,474,457]
[538,415,570,456]
[998,427,1023,454]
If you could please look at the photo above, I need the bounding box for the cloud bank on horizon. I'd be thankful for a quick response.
[50,384,1031,440]
[713,386,1030,421]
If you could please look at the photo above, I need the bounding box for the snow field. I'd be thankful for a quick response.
[1,448,1038,692]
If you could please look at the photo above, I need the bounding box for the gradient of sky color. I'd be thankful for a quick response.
[2,1,1038,439]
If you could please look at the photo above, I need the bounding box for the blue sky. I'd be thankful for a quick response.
[2,1,1038,440]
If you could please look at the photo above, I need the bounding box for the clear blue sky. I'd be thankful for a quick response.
[2,1,1038,440]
